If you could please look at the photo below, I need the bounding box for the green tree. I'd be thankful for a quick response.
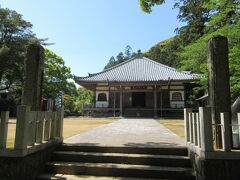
[124,45,133,58]
[76,87,93,104]
[140,0,240,101]
[62,87,93,116]
[0,7,38,91]
[62,94,76,116]
[104,46,136,70]
[138,0,165,13]
[145,37,181,67]
[116,52,125,63]
[43,49,77,99]
[104,56,116,69]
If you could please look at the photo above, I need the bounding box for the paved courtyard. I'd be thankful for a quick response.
[64,119,185,148]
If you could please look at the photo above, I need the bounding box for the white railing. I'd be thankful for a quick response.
[184,107,240,158]
[0,105,64,157]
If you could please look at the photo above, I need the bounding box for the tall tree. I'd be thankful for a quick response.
[139,0,165,13]
[0,7,37,91]
[124,45,133,58]
[104,56,116,69]
[43,49,76,99]
[145,37,181,67]
[116,52,125,63]
[139,0,210,45]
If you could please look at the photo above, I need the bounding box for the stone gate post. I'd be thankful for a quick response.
[21,43,44,111]
[207,36,232,149]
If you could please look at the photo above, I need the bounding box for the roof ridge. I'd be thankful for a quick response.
[142,57,177,71]
[143,57,197,76]
[74,56,197,80]
[76,56,138,79]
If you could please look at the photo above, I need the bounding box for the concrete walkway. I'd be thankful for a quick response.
[64,119,185,148]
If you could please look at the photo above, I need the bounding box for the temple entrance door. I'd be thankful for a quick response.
[132,92,146,108]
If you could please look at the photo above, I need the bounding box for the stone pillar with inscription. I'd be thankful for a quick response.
[207,36,232,149]
[21,44,44,111]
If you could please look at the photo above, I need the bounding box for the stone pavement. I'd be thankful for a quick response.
[64,119,185,148]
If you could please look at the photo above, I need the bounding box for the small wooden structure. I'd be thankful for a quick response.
[75,57,198,117]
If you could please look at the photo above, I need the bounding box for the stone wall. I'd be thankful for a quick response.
[0,145,58,180]
[190,151,240,180]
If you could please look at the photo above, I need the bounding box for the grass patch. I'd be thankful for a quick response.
[5,117,115,148]
[7,123,16,148]
[158,119,185,139]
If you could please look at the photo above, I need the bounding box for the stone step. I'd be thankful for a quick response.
[52,151,191,167]
[45,162,195,180]
[37,174,168,180]
[59,144,188,156]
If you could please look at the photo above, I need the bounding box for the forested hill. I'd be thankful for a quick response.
[144,37,180,69]
[140,0,240,100]
[105,0,240,100]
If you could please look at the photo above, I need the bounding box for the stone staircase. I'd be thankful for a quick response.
[37,144,195,180]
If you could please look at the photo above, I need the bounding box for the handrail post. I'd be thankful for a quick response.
[15,105,30,150]
[192,113,198,146]
[189,112,193,143]
[238,113,240,147]
[0,111,9,149]
[44,112,51,141]
[196,113,201,147]
[50,112,57,139]
[221,112,231,152]
[56,107,64,141]
[36,112,44,144]
[199,107,213,152]
[184,108,192,142]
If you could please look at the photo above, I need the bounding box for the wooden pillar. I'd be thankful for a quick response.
[207,36,232,149]
[113,86,116,117]
[94,86,97,108]
[154,85,158,118]
[21,44,44,111]
[120,86,123,117]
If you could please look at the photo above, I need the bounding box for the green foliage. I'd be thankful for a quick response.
[0,7,37,90]
[145,37,181,68]
[139,0,165,13]
[104,45,139,70]
[76,87,93,105]
[43,49,76,99]
[62,87,93,116]
[140,0,240,100]
[179,0,240,99]
[62,94,76,116]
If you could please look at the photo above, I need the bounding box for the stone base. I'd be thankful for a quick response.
[0,145,59,180]
[190,151,240,180]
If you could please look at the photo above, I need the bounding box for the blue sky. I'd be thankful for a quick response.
[1,0,183,77]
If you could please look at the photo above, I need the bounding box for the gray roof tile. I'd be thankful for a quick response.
[75,57,197,83]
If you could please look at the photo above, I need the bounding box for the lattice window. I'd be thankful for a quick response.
[172,92,182,101]
[97,93,107,101]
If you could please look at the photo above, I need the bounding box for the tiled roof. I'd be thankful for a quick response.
[74,57,197,83]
